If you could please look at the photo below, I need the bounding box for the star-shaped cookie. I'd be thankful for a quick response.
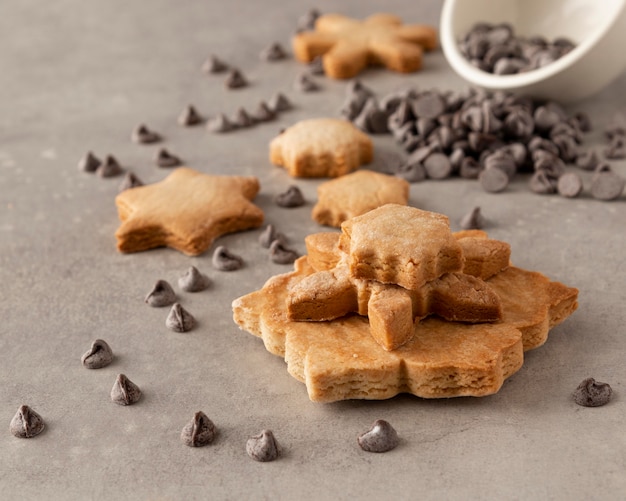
[270,118,373,178]
[115,167,264,256]
[293,13,438,79]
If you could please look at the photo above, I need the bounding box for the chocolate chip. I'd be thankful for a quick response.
[294,72,320,92]
[246,429,280,462]
[212,246,244,271]
[207,113,236,133]
[557,172,583,198]
[268,92,292,113]
[269,240,299,265]
[357,419,399,453]
[460,206,485,230]
[81,339,114,369]
[10,405,45,438]
[591,168,625,200]
[449,148,465,172]
[479,165,509,192]
[118,172,143,192]
[233,108,256,128]
[260,42,288,61]
[259,224,286,249]
[605,135,626,159]
[96,155,124,178]
[155,148,182,168]
[504,109,534,139]
[571,111,592,133]
[166,303,195,333]
[459,157,481,179]
[201,54,229,74]
[110,374,142,406]
[296,8,320,32]
[253,101,276,122]
[178,266,211,293]
[387,100,414,131]
[132,124,161,144]
[145,279,176,307]
[395,161,427,183]
[493,57,526,75]
[533,106,562,132]
[307,56,325,75]
[178,105,203,126]
[275,185,305,208]
[181,411,217,447]
[529,170,557,194]
[424,152,453,179]
[484,151,516,179]
[224,68,248,89]
[346,79,374,99]
[528,136,560,157]
[573,378,612,407]
[412,92,446,119]
[468,132,497,152]
[78,151,101,173]
[575,150,599,171]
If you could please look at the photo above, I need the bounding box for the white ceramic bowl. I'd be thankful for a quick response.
[440,0,626,102]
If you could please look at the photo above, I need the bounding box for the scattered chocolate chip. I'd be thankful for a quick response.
[224,68,248,89]
[423,152,453,179]
[233,107,256,128]
[529,170,557,194]
[110,374,142,406]
[260,42,288,61]
[275,185,305,208]
[605,135,626,159]
[118,172,143,192]
[484,151,516,179]
[246,429,280,462]
[178,266,211,292]
[395,161,427,183]
[166,303,195,333]
[269,240,299,265]
[571,111,592,133]
[296,8,320,32]
[460,206,485,230]
[357,419,399,453]
[259,224,286,249]
[132,124,161,144]
[207,113,236,133]
[576,150,599,171]
[145,279,176,307]
[96,155,124,178]
[81,339,114,369]
[155,148,182,168]
[201,54,229,74]
[412,92,446,119]
[212,246,244,271]
[479,165,509,192]
[178,105,203,126]
[181,411,217,447]
[307,56,325,75]
[557,172,583,198]
[78,151,101,173]
[10,405,45,439]
[459,157,481,179]
[590,167,625,200]
[294,72,320,92]
[268,92,292,113]
[573,378,612,407]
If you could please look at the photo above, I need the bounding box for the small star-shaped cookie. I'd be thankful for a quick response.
[115,167,264,256]
[293,13,438,79]
[312,170,409,227]
[270,118,373,178]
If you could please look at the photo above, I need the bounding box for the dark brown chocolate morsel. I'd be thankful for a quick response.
[556,172,583,198]
[259,224,286,249]
[296,8,320,32]
[207,113,236,133]
[224,68,248,89]
[395,162,427,183]
[423,152,452,179]
[591,170,625,201]
[145,279,176,307]
[307,56,325,75]
[10,405,45,439]
[459,206,485,230]
[573,378,612,407]
[459,157,481,179]
[166,303,195,333]
[357,419,399,453]
[253,101,276,122]
[484,151,516,180]
[178,105,203,126]
[78,151,101,173]
[81,339,114,369]
[212,246,244,271]
[96,155,124,178]
[479,165,509,192]
[275,185,305,208]
[605,135,626,159]
[529,170,558,194]
[110,374,142,406]
[412,92,446,119]
[155,148,182,168]
[132,124,161,144]
[576,150,599,171]
[294,72,320,92]
[178,266,211,293]
[201,54,229,74]
[233,108,256,128]
[260,42,288,61]
[246,429,280,462]
[268,92,293,113]
[118,172,143,192]
[269,240,299,265]
[181,411,217,447]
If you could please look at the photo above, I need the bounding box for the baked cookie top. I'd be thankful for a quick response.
[269,118,373,178]
[115,167,264,256]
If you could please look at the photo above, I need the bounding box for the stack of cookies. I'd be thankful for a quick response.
[233,204,578,402]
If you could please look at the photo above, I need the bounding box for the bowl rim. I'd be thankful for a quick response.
[440,0,626,90]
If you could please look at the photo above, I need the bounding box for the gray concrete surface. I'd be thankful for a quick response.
[0,1,624,499]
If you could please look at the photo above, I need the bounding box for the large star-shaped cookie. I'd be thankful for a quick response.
[115,167,264,256]
[293,13,438,79]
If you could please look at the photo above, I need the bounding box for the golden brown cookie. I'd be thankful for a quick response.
[339,204,464,290]
[115,167,264,256]
[304,232,341,271]
[293,13,437,79]
[455,235,511,280]
[269,118,373,178]
[312,170,409,227]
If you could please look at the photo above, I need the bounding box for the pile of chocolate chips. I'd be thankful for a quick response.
[342,82,624,199]
[458,23,575,75]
